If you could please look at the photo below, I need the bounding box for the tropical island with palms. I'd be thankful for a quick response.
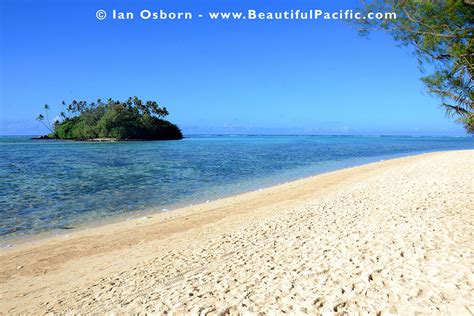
[36,97,183,141]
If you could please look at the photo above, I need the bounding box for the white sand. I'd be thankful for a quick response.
[0,150,473,314]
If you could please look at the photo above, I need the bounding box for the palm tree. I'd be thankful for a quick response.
[43,104,50,127]
[36,112,53,133]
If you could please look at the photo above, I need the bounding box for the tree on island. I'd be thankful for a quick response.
[37,97,183,140]
[36,104,54,134]
[356,0,473,133]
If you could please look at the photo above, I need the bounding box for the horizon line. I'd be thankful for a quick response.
[1,133,472,138]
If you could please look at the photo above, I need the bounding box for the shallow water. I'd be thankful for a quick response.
[0,135,472,242]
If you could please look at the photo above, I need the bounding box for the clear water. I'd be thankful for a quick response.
[0,135,472,243]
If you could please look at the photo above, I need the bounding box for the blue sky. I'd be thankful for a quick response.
[0,0,469,136]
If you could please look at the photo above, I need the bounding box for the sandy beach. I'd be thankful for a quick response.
[0,150,473,314]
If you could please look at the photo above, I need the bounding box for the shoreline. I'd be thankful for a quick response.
[2,150,434,253]
[30,137,183,142]
[1,150,473,313]
[0,149,459,249]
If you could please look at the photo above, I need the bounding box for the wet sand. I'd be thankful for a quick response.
[0,150,473,314]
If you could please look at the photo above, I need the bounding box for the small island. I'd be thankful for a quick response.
[36,97,183,141]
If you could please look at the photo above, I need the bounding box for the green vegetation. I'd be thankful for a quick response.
[36,97,183,140]
[356,0,473,133]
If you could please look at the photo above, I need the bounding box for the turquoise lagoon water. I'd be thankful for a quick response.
[0,135,473,243]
